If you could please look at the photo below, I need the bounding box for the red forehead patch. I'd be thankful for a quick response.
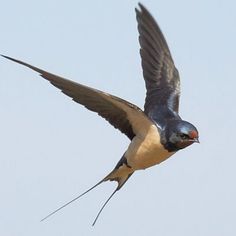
[189,130,198,139]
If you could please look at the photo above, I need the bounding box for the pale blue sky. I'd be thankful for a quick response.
[1,0,236,235]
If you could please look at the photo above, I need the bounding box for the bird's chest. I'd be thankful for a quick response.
[126,126,174,170]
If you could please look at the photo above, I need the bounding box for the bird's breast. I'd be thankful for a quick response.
[126,124,175,170]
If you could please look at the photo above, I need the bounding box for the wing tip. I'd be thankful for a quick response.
[136,3,149,14]
[1,54,52,77]
[135,2,145,14]
[1,54,18,63]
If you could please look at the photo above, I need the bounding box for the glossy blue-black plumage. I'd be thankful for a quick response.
[136,3,180,128]
[161,119,198,151]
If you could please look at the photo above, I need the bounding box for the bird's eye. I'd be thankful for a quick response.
[179,133,189,139]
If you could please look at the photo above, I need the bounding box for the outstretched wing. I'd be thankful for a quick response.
[136,3,180,126]
[2,55,153,140]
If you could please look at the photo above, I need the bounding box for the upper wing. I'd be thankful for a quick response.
[2,55,153,140]
[136,4,181,125]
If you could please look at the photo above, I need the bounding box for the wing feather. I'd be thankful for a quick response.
[2,55,153,140]
[136,3,181,126]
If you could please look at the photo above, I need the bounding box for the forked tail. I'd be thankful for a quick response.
[41,167,133,226]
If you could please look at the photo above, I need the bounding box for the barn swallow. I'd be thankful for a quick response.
[2,3,199,225]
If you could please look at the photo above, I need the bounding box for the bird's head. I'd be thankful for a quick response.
[162,120,199,152]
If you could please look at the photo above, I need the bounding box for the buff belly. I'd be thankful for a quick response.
[126,125,175,170]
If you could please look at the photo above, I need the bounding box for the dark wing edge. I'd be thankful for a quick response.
[2,55,143,140]
[135,3,181,119]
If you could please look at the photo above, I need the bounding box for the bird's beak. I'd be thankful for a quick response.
[193,138,200,143]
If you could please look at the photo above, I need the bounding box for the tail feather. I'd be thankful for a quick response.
[40,179,104,222]
[90,168,133,226]
[91,171,132,226]
[105,171,133,190]
[41,166,134,225]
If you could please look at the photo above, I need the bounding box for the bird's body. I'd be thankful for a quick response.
[124,124,174,170]
[2,3,199,225]
[106,122,174,188]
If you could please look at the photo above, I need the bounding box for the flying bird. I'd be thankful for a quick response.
[2,3,199,225]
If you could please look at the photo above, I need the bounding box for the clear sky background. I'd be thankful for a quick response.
[1,0,236,235]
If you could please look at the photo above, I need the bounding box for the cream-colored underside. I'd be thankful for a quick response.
[126,124,174,170]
